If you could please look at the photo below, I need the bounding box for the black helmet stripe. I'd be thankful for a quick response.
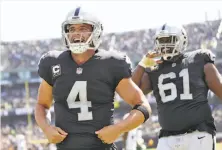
[162,23,167,30]
[74,7,81,16]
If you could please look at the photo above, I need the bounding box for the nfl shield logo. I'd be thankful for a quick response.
[76,67,83,74]
[172,63,176,67]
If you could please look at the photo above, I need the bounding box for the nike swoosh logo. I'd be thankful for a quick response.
[198,136,206,139]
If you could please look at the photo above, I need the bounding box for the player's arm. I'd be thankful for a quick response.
[35,52,67,143]
[139,72,153,95]
[132,66,153,95]
[35,79,53,131]
[204,63,222,100]
[35,79,67,143]
[132,52,160,94]
[35,53,54,131]
[131,65,146,87]
[115,78,152,133]
[201,50,222,100]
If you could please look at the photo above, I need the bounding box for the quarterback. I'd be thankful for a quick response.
[34,7,151,150]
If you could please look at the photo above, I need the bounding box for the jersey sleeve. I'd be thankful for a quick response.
[38,52,53,86]
[112,55,132,87]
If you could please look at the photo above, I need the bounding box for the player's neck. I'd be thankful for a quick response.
[71,49,95,65]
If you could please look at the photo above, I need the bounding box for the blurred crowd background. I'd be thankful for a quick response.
[1,18,222,150]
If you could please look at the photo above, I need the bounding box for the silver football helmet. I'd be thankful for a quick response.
[62,7,103,54]
[154,23,188,60]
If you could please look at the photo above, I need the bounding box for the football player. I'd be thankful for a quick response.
[132,23,222,150]
[34,7,151,150]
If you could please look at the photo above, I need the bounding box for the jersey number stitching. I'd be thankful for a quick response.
[158,68,193,103]
[66,81,93,121]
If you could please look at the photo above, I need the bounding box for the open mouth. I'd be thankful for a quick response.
[72,39,85,43]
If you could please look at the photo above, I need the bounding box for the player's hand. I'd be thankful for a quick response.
[145,51,163,64]
[139,51,163,68]
[43,125,68,144]
[95,125,122,144]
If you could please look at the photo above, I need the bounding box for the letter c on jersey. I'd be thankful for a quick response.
[52,64,61,77]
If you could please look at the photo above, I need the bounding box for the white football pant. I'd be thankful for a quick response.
[157,131,216,150]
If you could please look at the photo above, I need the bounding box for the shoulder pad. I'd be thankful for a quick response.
[96,49,132,66]
[186,49,216,64]
[38,50,63,65]
[95,49,126,60]
[40,50,63,60]
[199,49,216,62]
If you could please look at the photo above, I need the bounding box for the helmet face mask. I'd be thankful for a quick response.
[65,23,93,44]
[65,32,92,44]
[62,7,103,54]
[63,23,94,53]
[154,24,188,61]
[155,35,180,60]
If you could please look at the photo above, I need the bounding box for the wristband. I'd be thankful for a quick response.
[132,104,150,123]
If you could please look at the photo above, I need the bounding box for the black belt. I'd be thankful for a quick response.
[57,144,117,150]
[159,128,197,138]
[159,121,216,138]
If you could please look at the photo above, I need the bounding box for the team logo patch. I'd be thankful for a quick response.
[52,64,61,77]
